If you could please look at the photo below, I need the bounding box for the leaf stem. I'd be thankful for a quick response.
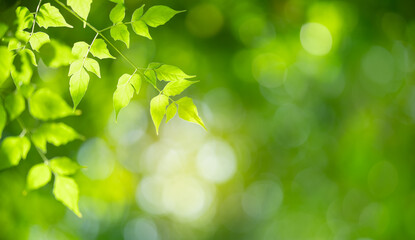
[52,0,160,92]
[21,0,43,52]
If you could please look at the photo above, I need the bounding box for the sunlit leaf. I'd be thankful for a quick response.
[29,32,50,51]
[166,103,177,123]
[0,46,13,86]
[154,64,195,82]
[84,58,100,78]
[150,94,169,134]
[72,41,89,58]
[39,40,75,68]
[15,7,33,31]
[110,4,125,24]
[163,79,196,96]
[141,6,183,28]
[70,68,90,109]
[26,163,51,190]
[5,92,25,121]
[90,39,115,59]
[31,123,82,152]
[176,97,205,130]
[110,23,130,47]
[0,136,31,170]
[67,0,92,21]
[113,74,140,119]
[11,50,33,87]
[37,3,73,29]
[53,175,82,217]
[50,157,81,176]
[29,88,75,120]
[131,20,151,40]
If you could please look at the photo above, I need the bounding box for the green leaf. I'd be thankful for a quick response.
[163,79,196,96]
[16,7,33,31]
[0,100,6,138]
[31,123,82,152]
[11,50,33,87]
[70,68,90,109]
[5,92,25,121]
[131,20,151,40]
[8,38,23,51]
[154,64,195,82]
[40,40,75,68]
[110,4,125,24]
[166,103,177,123]
[176,97,205,130]
[72,42,89,58]
[141,6,183,28]
[67,0,92,21]
[90,39,115,59]
[110,23,130,47]
[26,163,52,190]
[0,22,8,38]
[0,136,31,170]
[29,88,76,120]
[50,157,81,176]
[23,49,37,66]
[29,32,50,52]
[15,30,30,42]
[131,5,144,21]
[68,59,83,76]
[0,46,13,86]
[150,94,169,135]
[113,74,140,119]
[84,58,100,78]
[37,3,73,29]
[53,175,82,217]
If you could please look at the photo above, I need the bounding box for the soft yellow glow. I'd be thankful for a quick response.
[196,140,236,183]
[300,23,332,56]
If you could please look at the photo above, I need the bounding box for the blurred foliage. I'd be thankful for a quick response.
[1,0,415,239]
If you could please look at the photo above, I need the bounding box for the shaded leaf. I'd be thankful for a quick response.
[0,100,6,138]
[29,88,75,120]
[31,123,82,152]
[5,92,25,121]
[16,7,33,31]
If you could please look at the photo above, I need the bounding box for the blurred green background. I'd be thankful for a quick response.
[1,0,415,239]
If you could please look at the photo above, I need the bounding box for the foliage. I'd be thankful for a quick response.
[0,0,204,217]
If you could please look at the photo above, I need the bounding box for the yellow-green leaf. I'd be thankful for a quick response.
[141,6,183,28]
[163,79,196,96]
[84,58,100,78]
[113,74,139,119]
[31,123,82,152]
[50,157,81,176]
[90,39,115,59]
[72,41,89,58]
[37,3,73,29]
[154,64,195,82]
[5,92,25,121]
[131,20,151,40]
[0,46,14,86]
[110,23,130,47]
[67,0,92,21]
[166,103,177,123]
[26,163,51,190]
[0,100,5,138]
[70,68,90,109]
[110,3,125,24]
[0,136,31,170]
[29,32,50,52]
[150,94,169,134]
[53,175,82,217]
[16,7,33,31]
[29,88,75,120]
[176,97,205,130]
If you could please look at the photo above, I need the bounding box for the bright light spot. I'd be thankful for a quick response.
[300,23,332,56]
[136,176,167,215]
[124,218,159,240]
[196,140,237,183]
[77,138,115,180]
[107,101,148,146]
[162,176,211,221]
[362,46,395,84]
[242,180,283,219]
